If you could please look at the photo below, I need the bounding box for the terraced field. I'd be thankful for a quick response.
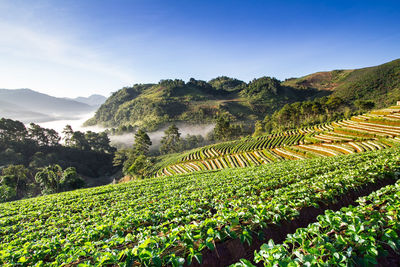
[1,147,399,266]
[157,105,400,176]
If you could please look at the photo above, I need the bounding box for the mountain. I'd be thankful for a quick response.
[85,77,323,130]
[0,88,95,123]
[73,94,107,107]
[282,58,400,107]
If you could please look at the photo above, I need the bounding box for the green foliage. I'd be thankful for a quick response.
[247,179,400,266]
[35,164,84,194]
[259,96,349,134]
[125,155,153,179]
[208,76,246,91]
[134,129,152,155]
[0,118,116,201]
[28,123,60,146]
[0,148,399,265]
[354,99,375,111]
[160,124,182,154]
[0,184,16,202]
[241,76,282,99]
[0,118,27,143]
[0,165,31,199]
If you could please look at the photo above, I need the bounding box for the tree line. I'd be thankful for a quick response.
[0,118,116,202]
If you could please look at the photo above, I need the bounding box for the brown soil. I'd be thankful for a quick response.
[188,176,399,267]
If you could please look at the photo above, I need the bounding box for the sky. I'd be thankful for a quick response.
[0,0,399,98]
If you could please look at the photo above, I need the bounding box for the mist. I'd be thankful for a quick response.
[35,114,215,151]
[37,112,104,134]
[110,123,215,151]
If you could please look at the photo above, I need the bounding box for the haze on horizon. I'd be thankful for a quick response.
[0,0,399,98]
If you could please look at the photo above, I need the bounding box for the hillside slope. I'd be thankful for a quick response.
[85,77,323,130]
[282,58,400,107]
[88,59,400,131]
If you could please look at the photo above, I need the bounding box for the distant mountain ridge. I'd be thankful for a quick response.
[0,88,97,123]
[71,94,107,107]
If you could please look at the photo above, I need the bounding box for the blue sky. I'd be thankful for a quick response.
[0,0,399,97]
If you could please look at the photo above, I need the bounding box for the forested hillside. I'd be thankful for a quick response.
[85,77,323,130]
[87,59,400,132]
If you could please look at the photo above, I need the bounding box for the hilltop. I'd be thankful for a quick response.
[85,77,324,130]
[86,59,400,131]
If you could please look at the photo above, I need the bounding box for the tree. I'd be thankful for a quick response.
[35,164,63,194]
[160,124,181,154]
[125,155,152,179]
[35,165,84,194]
[62,125,74,146]
[134,129,152,155]
[253,121,264,136]
[0,118,28,143]
[1,165,31,199]
[113,149,128,167]
[70,131,90,151]
[214,116,232,141]
[0,183,16,202]
[355,100,375,111]
[28,123,60,146]
[28,123,48,146]
[59,167,85,191]
[181,134,204,150]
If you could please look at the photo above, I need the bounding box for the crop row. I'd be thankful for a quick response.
[181,134,305,162]
[1,148,399,266]
[234,177,400,267]
[160,140,392,176]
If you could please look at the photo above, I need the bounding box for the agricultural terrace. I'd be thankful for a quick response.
[157,105,400,176]
[1,147,399,266]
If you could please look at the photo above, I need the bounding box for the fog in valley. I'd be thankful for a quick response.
[110,123,215,151]
[34,113,214,150]
[36,112,102,134]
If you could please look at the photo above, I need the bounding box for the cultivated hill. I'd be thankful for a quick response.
[1,138,399,266]
[156,104,400,176]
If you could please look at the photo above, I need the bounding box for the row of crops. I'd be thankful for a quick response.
[159,139,397,176]
[1,147,399,266]
[159,105,400,176]
[181,121,336,163]
[233,179,400,267]
[181,133,305,162]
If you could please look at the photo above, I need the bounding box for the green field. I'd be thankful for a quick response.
[1,146,399,266]
[234,179,400,266]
